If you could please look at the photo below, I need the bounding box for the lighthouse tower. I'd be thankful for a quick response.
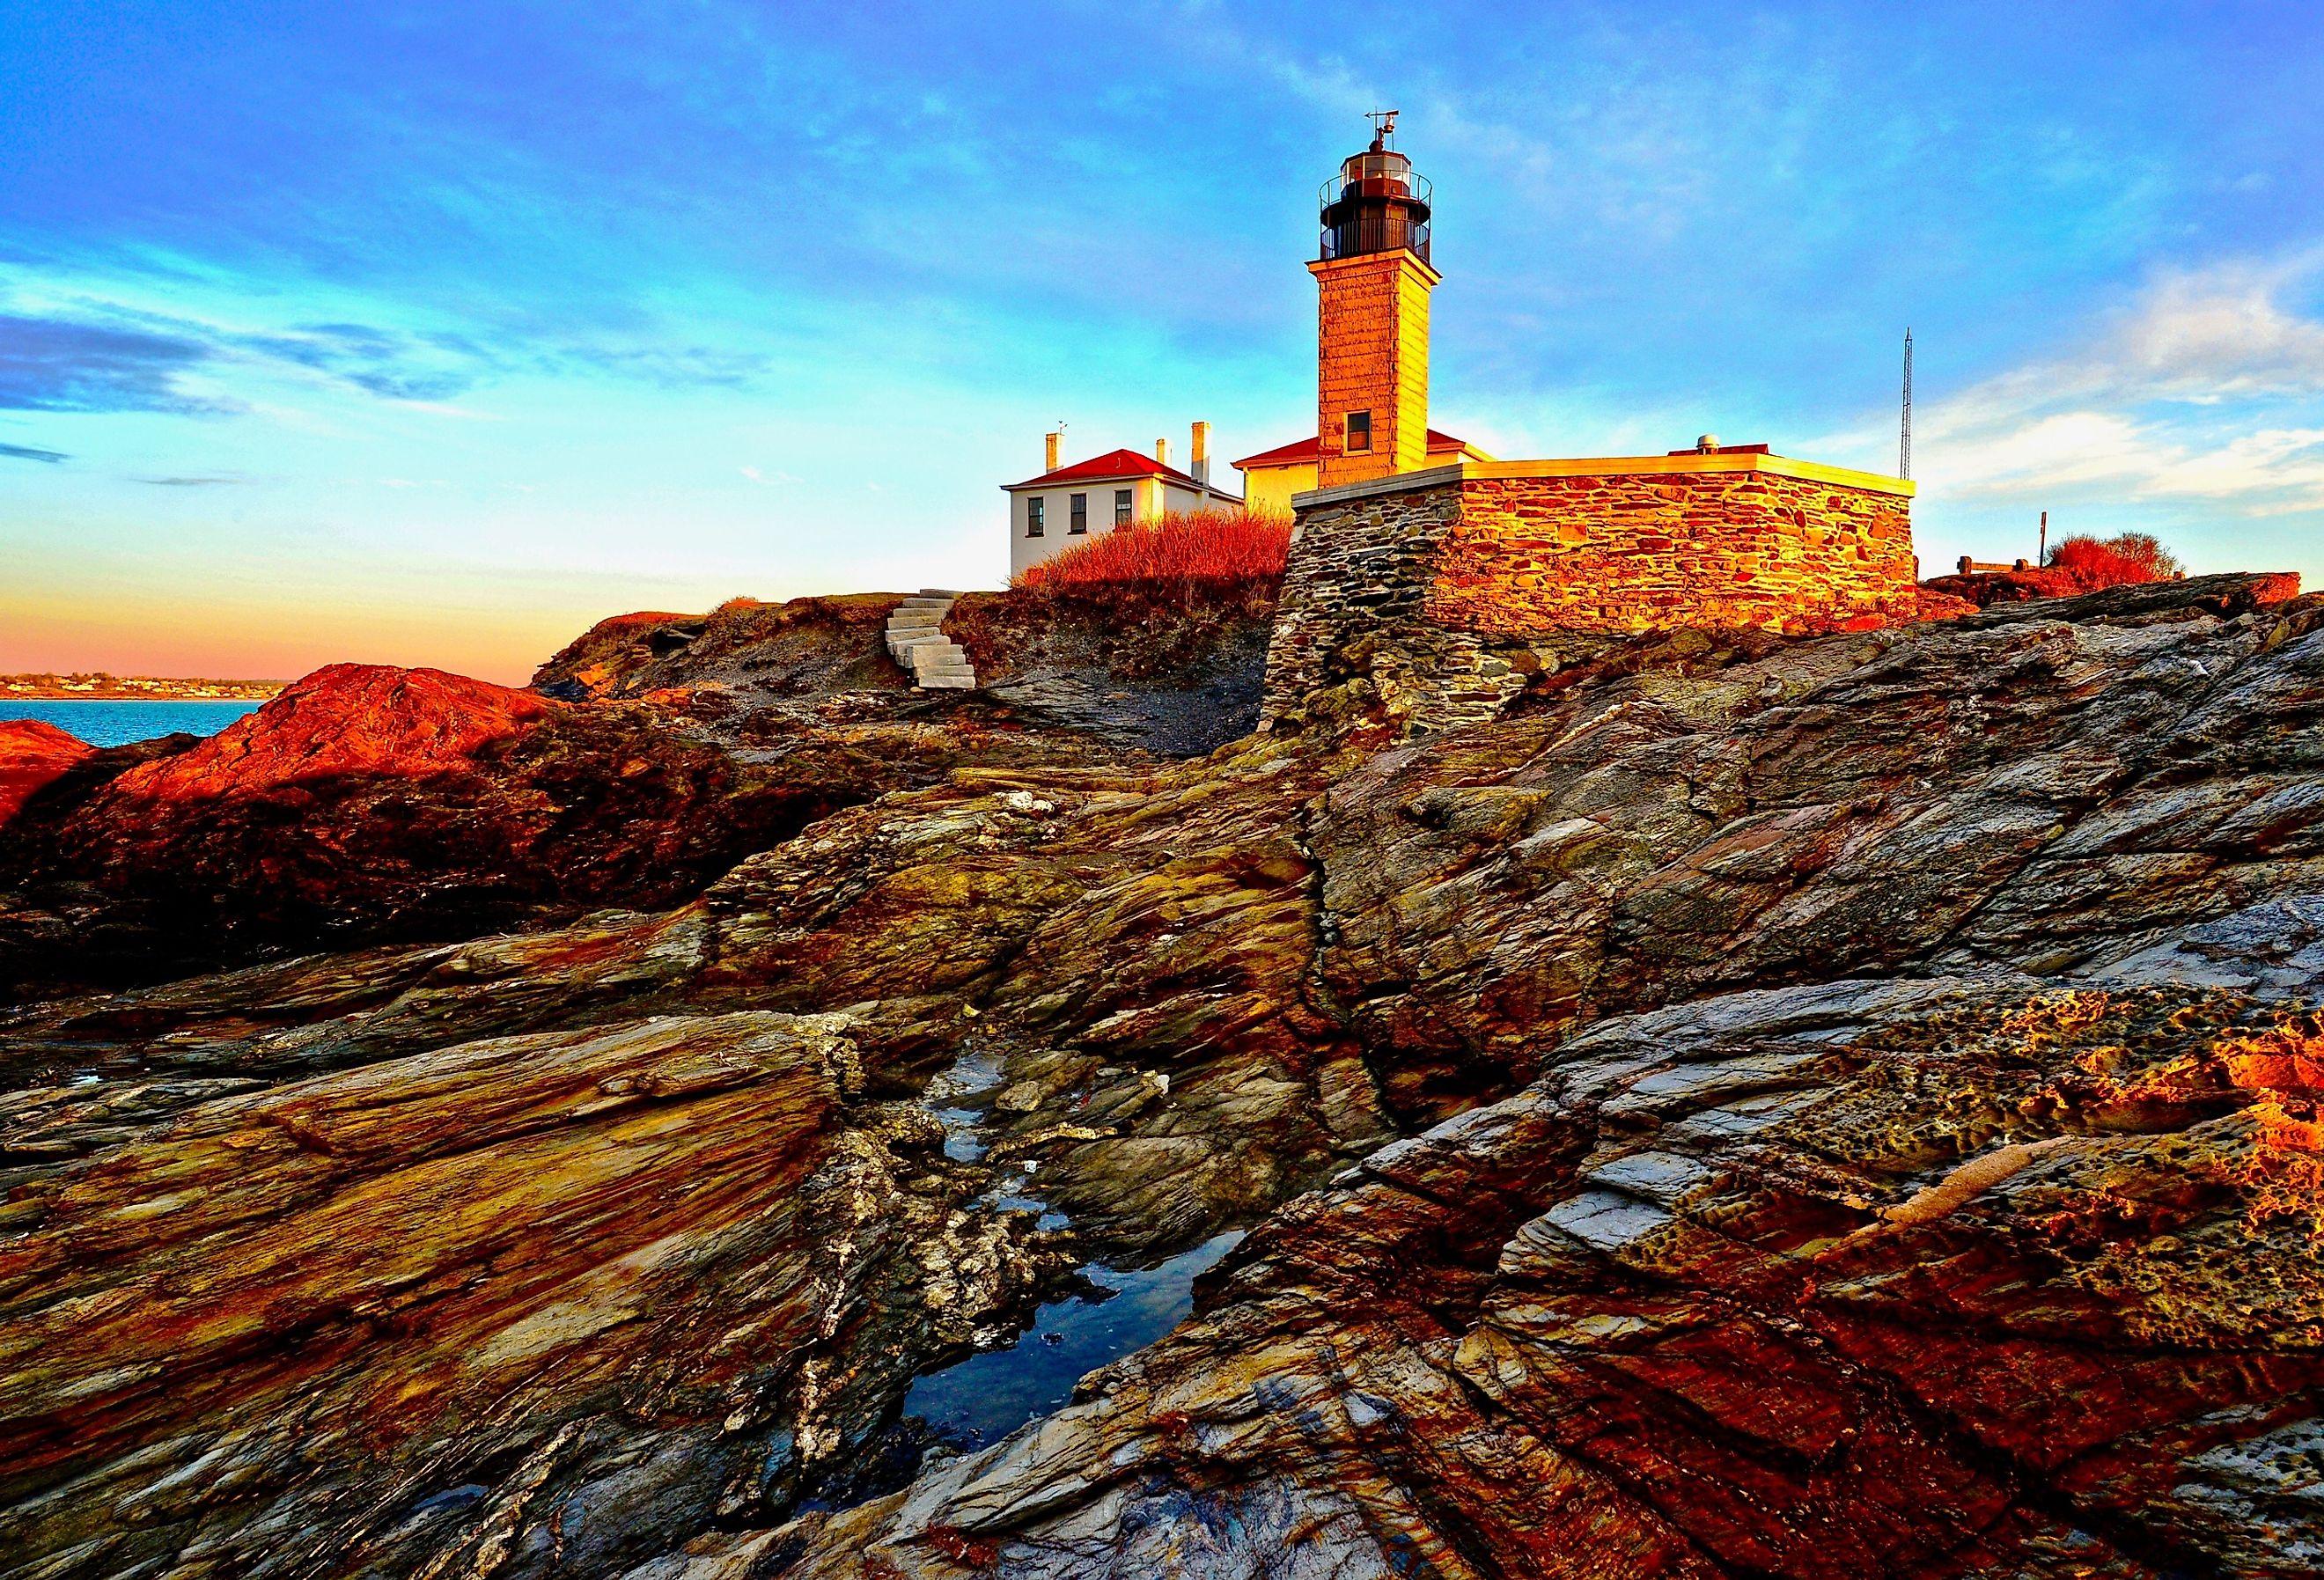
[1310,113,1439,489]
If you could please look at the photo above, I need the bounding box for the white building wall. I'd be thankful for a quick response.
[1005,473,1243,580]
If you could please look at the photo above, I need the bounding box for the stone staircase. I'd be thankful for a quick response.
[885,591,977,690]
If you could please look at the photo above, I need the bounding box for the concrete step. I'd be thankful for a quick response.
[888,588,967,687]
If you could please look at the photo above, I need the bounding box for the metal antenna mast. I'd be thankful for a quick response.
[1899,327,1914,481]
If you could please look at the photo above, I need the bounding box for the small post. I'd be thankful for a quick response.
[1900,328,1913,481]
[2039,510,2048,567]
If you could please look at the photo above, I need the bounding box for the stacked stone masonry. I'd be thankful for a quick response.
[1262,459,1916,735]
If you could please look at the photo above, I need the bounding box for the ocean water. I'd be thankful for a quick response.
[2,699,263,748]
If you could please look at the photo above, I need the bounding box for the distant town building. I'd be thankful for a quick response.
[1003,423,1242,579]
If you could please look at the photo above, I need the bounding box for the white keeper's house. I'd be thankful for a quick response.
[1004,421,1244,578]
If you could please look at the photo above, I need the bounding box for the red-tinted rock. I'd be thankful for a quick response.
[106,663,555,802]
[0,721,91,827]
[0,665,916,985]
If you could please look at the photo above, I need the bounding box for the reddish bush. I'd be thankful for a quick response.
[1012,509,1292,596]
[2046,532,2184,592]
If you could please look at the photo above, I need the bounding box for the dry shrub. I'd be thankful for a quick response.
[1012,509,1292,599]
[2046,532,2184,591]
[971,508,1291,680]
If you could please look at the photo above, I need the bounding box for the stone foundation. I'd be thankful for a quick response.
[1261,453,1916,732]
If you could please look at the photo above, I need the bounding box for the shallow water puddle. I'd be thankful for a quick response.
[902,1230,1245,1448]
[925,1046,1004,1162]
[906,1046,1242,1444]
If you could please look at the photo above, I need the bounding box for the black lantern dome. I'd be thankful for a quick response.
[1319,112,1431,263]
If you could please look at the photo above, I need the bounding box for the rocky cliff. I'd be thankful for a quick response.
[0,661,1135,990]
[538,586,1276,757]
[3,572,2321,1578]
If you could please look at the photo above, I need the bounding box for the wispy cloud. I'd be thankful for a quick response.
[384,398,504,420]
[132,474,247,486]
[1914,250,2324,516]
[0,440,68,463]
[0,273,785,435]
[0,314,222,413]
[558,343,771,390]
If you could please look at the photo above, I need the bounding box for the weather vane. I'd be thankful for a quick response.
[1367,108,1400,150]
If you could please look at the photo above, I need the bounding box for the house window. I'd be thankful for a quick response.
[1026,496,1045,537]
[1344,411,1372,453]
[1114,488,1133,526]
[1070,493,1087,533]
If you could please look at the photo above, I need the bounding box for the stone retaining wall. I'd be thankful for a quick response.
[1261,456,1916,734]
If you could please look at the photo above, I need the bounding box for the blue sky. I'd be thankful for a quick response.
[4,2,2323,682]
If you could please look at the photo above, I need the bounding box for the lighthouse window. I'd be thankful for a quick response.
[1026,496,1045,537]
[1344,410,1373,453]
[1114,489,1133,525]
[1070,493,1087,533]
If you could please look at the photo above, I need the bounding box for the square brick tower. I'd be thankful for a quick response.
[1311,116,1440,489]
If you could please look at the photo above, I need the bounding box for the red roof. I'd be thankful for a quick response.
[1231,429,1477,470]
[1002,447,1237,495]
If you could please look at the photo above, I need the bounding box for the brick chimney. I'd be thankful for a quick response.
[1191,421,1210,485]
[1044,431,1061,473]
[1156,436,1170,468]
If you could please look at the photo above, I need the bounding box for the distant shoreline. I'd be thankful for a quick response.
[1,676,286,702]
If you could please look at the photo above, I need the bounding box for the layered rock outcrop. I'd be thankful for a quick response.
[0,663,1138,989]
[0,1012,1073,1578]
[4,572,2321,1578]
[760,974,2324,1579]
[540,590,1277,758]
[0,720,91,825]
